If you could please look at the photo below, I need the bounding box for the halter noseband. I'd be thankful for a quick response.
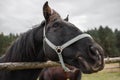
[43,26,93,72]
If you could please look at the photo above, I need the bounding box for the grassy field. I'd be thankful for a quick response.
[82,63,120,80]
[82,71,120,80]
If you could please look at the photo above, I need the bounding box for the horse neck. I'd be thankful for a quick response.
[1,24,45,62]
[0,23,46,80]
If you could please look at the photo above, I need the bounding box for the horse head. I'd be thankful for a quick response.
[43,2,104,74]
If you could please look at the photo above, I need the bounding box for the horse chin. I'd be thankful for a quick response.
[78,57,104,74]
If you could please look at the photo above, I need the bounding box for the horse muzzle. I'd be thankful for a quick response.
[78,43,104,74]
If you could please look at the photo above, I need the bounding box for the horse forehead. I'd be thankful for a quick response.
[49,19,70,26]
[47,20,80,34]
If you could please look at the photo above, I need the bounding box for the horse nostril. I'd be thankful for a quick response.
[89,45,102,64]
[89,45,102,61]
[89,45,97,56]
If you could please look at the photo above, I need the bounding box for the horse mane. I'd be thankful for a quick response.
[1,21,45,62]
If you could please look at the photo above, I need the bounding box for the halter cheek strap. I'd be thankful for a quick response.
[43,26,93,72]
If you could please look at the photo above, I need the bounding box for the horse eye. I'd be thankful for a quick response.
[53,23,59,28]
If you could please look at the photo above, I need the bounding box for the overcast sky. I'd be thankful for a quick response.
[0,0,120,35]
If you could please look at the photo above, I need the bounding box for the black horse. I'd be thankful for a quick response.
[0,2,104,80]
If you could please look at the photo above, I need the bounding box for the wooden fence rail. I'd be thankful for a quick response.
[0,57,119,70]
[104,57,120,64]
[0,61,60,70]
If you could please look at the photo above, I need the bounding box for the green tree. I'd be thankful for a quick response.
[98,26,119,57]
[0,33,18,56]
[115,29,120,56]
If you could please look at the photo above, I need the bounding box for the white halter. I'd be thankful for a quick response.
[43,26,93,72]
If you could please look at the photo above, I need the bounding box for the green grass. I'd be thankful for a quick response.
[82,71,120,80]
[82,63,120,80]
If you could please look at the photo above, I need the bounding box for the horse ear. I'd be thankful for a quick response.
[64,15,69,21]
[43,1,61,23]
[43,2,51,23]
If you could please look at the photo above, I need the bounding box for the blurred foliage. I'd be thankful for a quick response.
[0,33,19,56]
